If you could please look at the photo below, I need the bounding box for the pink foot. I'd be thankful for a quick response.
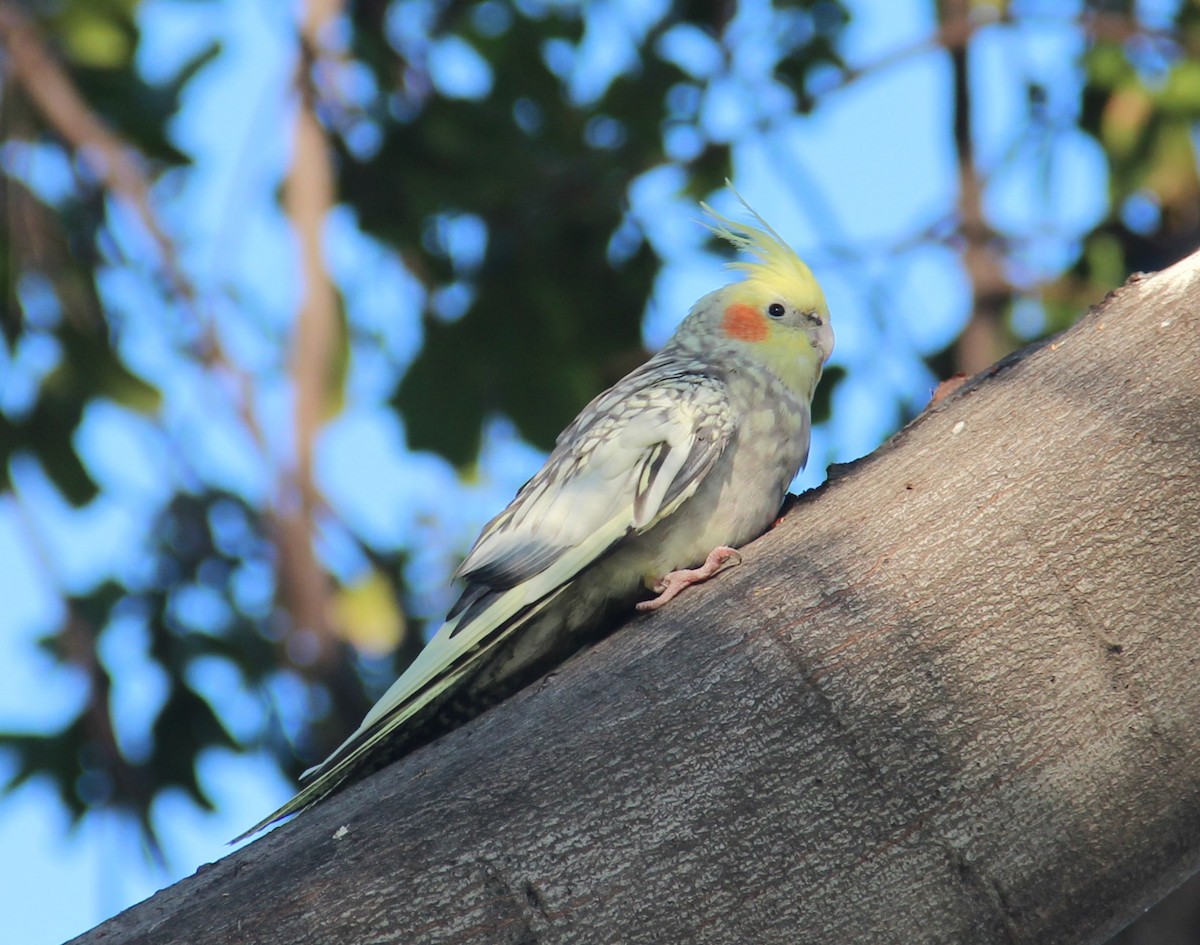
[636,546,743,612]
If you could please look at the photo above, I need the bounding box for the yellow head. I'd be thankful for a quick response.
[694,191,833,399]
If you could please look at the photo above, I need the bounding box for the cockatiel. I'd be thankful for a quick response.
[237,192,833,840]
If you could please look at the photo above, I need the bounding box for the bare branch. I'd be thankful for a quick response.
[938,0,1014,375]
[276,0,345,654]
[0,5,173,264]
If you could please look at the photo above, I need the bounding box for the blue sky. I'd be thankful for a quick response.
[0,1,1116,942]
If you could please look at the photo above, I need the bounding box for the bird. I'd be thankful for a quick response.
[235,190,834,841]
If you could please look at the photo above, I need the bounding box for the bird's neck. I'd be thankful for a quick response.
[753,335,824,402]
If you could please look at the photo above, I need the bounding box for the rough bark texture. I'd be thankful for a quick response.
[73,255,1200,945]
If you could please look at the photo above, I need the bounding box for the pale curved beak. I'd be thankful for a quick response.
[815,318,835,364]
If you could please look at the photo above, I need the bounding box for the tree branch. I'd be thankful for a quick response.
[0,4,172,263]
[0,4,284,486]
[941,0,1013,375]
[71,252,1200,944]
[276,0,343,655]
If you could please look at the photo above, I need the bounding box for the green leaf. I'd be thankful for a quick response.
[811,364,845,426]
[1159,60,1200,115]
[150,683,236,810]
[57,320,162,414]
[26,382,99,506]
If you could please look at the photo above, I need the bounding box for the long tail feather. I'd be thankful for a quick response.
[231,586,569,842]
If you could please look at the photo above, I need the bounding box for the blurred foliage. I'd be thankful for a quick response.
[359,0,846,462]
[4,491,264,845]
[1050,0,1200,323]
[1,1,1199,893]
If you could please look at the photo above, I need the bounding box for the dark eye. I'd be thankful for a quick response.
[767,302,786,318]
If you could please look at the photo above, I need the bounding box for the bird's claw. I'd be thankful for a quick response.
[636,546,742,612]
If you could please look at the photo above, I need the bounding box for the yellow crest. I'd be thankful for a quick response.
[700,187,826,314]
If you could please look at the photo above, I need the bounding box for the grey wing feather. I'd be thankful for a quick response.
[455,364,735,590]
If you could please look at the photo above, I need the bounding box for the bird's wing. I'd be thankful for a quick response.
[455,369,735,589]
[234,372,734,840]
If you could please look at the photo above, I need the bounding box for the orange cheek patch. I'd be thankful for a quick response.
[722,303,769,342]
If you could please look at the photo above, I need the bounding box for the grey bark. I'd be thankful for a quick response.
[72,254,1200,945]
